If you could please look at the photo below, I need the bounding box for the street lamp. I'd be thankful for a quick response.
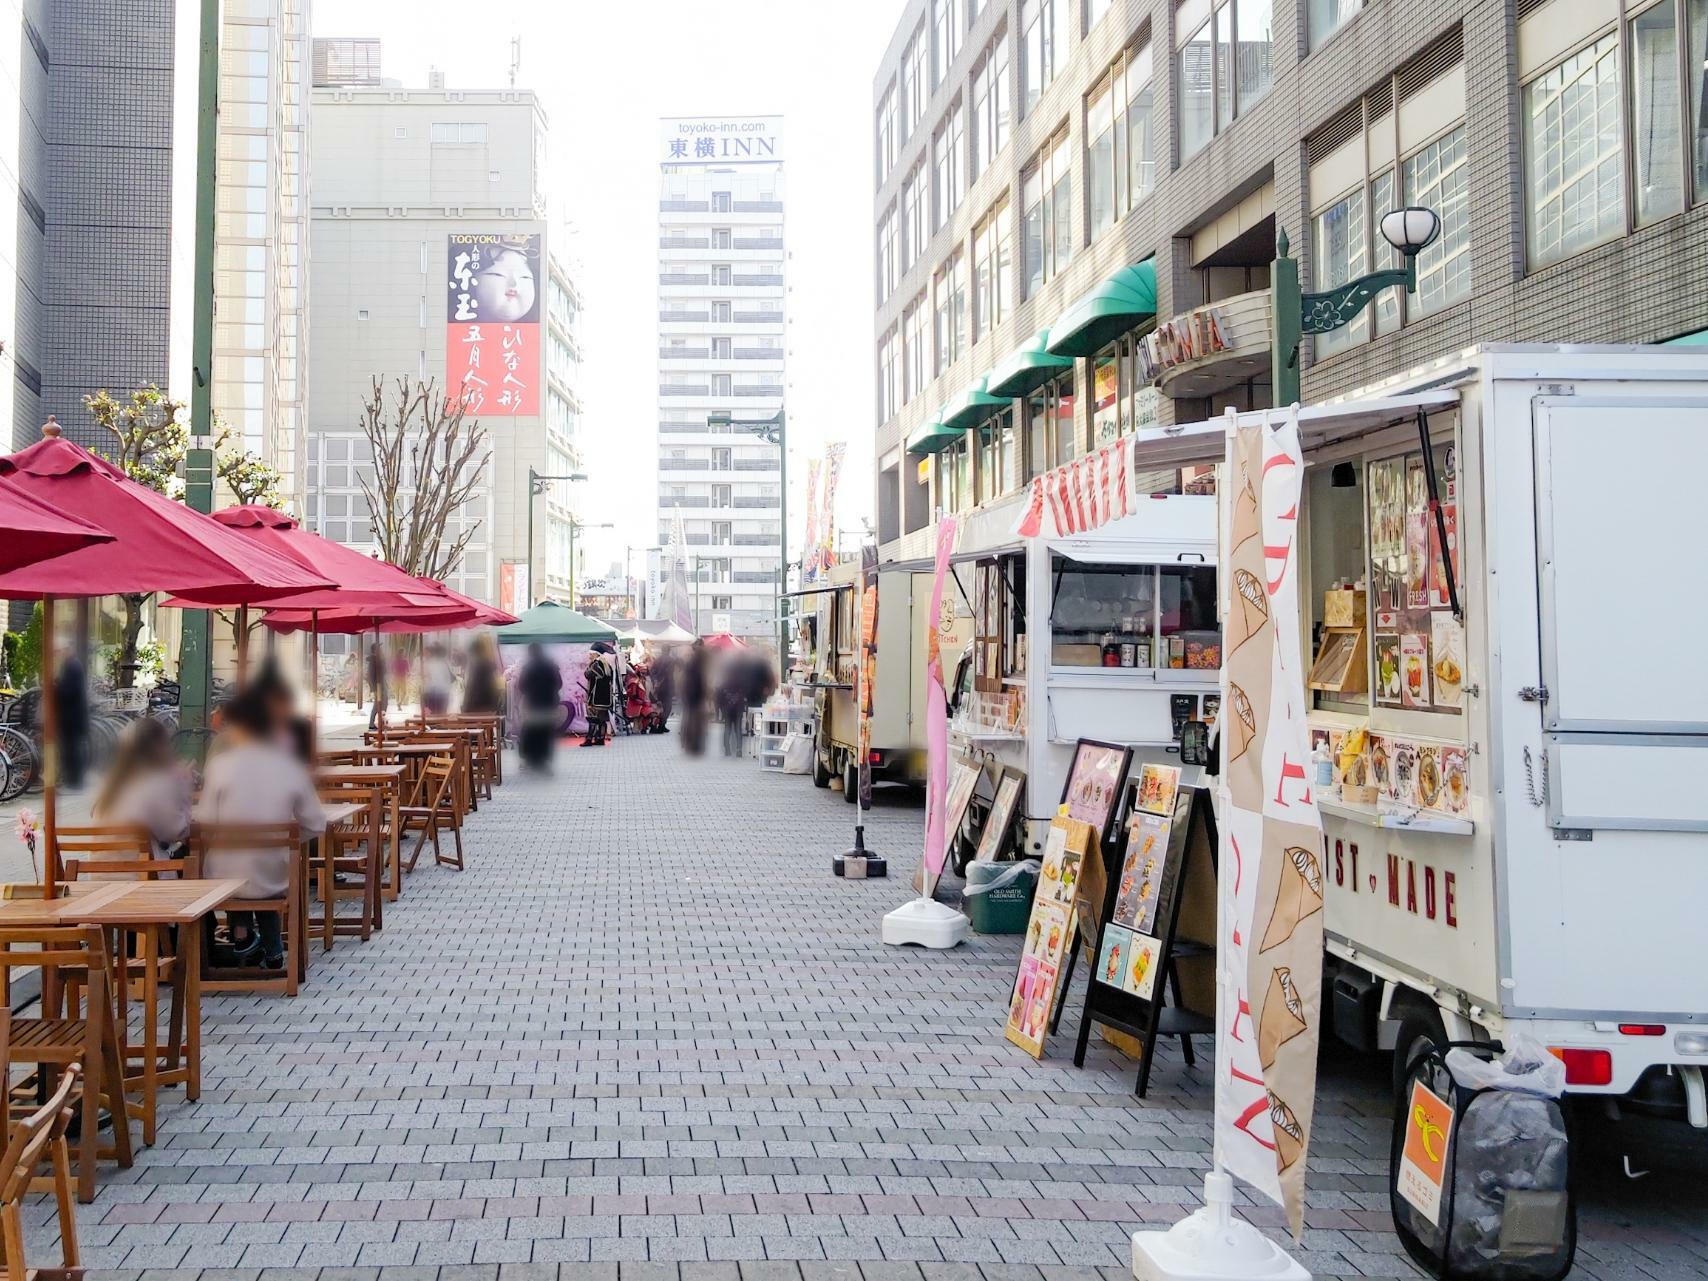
[526,468,586,607]
[1270,205,1441,405]
[707,408,788,668]
[567,519,613,607]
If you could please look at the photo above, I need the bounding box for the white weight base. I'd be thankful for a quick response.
[1132,1171,1309,1281]
[882,896,969,948]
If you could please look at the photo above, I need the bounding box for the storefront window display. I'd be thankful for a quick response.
[1048,557,1221,670]
[978,408,1019,502]
[1026,370,1078,475]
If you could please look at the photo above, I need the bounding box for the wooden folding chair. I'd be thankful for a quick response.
[311,787,383,950]
[0,927,132,1202]
[399,754,464,871]
[193,823,305,998]
[49,824,152,885]
[0,1050,82,1277]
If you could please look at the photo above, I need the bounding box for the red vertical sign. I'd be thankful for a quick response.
[446,232,542,416]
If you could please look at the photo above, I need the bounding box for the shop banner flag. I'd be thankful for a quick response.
[921,515,960,883]
[1215,406,1323,1237]
[1012,435,1138,539]
[663,510,694,635]
[802,459,821,584]
[818,442,847,579]
[857,542,879,808]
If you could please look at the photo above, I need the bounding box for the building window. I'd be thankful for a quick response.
[1524,32,1622,268]
[1090,332,1162,447]
[934,0,964,84]
[878,202,899,302]
[1086,0,1114,32]
[1177,0,1272,160]
[1403,128,1470,316]
[934,100,966,228]
[940,435,974,514]
[1021,0,1071,114]
[934,248,968,373]
[902,163,930,269]
[1021,130,1073,299]
[979,407,1020,501]
[1631,0,1684,225]
[971,31,1012,179]
[879,326,900,423]
[903,292,930,402]
[1308,0,1365,52]
[904,26,930,133]
[1026,371,1078,473]
[972,196,1012,341]
[877,83,899,183]
[1086,42,1155,239]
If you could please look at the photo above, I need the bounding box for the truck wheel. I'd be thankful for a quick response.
[812,750,831,788]
[1392,1002,1449,1102]
[843,758,858,803]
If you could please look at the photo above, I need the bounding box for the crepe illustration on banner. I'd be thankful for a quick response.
[1230,568,1270,652]
[1259,845,1324,952]
[1232,469,1259,549]
[1259,966,1308,1068]
[1269,1091,1306,1173]
[1225,682,1256,764]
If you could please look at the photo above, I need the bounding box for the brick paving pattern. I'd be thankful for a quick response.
[29,735,1708,1280]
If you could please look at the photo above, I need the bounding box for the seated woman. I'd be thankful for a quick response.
[92,717,192,865]
[200,684,327,968]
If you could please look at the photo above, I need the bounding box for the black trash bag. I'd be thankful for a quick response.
[1391,1035,1575,1281]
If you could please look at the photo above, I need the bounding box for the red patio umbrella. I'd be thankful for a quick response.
[0,427,336,890]
[0,475,114,574]
[703,632,746,650]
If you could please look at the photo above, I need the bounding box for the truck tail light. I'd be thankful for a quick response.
[868,750,882,764]
[1618,1024,1664,1037]
[1550,1047,1613,1086]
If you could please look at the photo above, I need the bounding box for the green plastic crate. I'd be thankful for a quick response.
[964,860,1038,934]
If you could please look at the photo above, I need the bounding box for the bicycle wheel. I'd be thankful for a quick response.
[0,725,36,802]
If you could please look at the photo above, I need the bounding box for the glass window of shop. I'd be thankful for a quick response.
[1021,131,1073,300]
[1047,557,1221,669]
[972,196,1013,342]
[1021,0,1071,115]
[934,249,968,373]
[977,408,1020,503]
[1026,370,1078,474]
[1087,43,1155,240]
[1177,0,1272,161]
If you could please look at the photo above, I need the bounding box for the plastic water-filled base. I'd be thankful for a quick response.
[881,896,969,948]
[1132,1171,1310,1281]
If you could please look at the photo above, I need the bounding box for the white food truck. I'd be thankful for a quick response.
[889,490,1221,863]
[1137,344,1708,1130]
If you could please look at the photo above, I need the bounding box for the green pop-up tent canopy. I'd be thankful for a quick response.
[494,600,618,646]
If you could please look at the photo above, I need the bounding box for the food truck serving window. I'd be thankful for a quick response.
[1049,556,1221,670]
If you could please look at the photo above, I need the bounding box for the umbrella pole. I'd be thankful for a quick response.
[309,610,319,756]
[39,595,59,896]
[236,605,250,685]
[356,632,364,711]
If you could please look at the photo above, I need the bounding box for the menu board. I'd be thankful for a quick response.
[1367,443,1462,716]
[1095,764,1183,1003]
[1061,739,1132,841]
[971,770,1025,864]
[1005,817,1098,1058]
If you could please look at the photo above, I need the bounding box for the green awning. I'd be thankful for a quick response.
[904,417,965,456]
[1663,328,1708,346]
[986,329,1075,398]
[938,377,1010,431]
[1045,259,1158,357]
[494,600,618,646]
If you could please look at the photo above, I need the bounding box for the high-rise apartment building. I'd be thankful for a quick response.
[306,65,582,635]
[656,116,785,643]
[872,0,1708,560]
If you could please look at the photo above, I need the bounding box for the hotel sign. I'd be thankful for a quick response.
[660,116,784,166]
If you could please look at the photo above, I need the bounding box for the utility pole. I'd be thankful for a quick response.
[178,0,220,746]
[526,467,586,606]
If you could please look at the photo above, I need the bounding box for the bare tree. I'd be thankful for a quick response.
[213,429,286,655]
[86,386,188,686]
[356,376,490,581]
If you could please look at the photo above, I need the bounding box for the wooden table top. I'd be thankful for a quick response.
[0,883,132,926]
[321,800,368,828]
[315,763,407,782]
[65,878,248,926]
[377,742,457,756]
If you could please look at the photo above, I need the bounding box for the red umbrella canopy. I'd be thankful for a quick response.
[703,632,746,650]
[0,436,333,603]
[261,592,477,634]
[162,505,427,611]
[408,577,518,627]
[0,475,114,574]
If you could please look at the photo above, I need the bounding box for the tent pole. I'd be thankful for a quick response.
[309,610,319,757]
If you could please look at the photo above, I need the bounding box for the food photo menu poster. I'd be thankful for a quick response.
[1063,741,1128,834]
[1005,817,1098,1058]
[1096,764,1183,1004]
[1366,445,1463,716]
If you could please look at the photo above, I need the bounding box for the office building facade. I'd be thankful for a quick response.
[306,72,583,636]
[872,0,1708,559]
[657,116,786,643]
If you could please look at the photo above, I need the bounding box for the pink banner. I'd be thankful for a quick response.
[921,516,959,882]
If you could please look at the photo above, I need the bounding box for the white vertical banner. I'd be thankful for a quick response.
[1214,407,1324,1237]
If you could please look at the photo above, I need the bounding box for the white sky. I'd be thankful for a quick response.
[313,1,902,580]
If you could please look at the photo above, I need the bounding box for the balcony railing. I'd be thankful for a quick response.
[659,385,711,396]
[732,458,779,471]
[659,311,711,322]
[732,310,784,323]
[659,458,710,470]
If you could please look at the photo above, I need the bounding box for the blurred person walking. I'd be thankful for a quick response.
[54,643,90,790]
[517,642,563,772]
[365,639,388,730]
[422,642,454,716]
[679,638,709,756]
[201,684,327,969]
[461,633,504,716]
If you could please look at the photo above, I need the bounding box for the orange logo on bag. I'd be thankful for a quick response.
[1403,1080,1453,1183]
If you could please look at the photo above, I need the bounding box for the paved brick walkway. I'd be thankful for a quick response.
[31,734,1708,1281]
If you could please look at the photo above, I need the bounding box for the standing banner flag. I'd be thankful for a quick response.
[856,543,880,809]
[921,515,959,883]
[663,510,694,635]
[802,459,822,584]
[1215,407,1324,1237]
[817,442,847,579]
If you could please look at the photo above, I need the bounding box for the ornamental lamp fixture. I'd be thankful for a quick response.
[1379,206,1442,258]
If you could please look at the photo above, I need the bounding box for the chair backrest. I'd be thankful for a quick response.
[62,850,199,883]
[422,755,456,808]
[0,926,107,1006]
[51,824,151,864]
[0,1053,79,1203]
[192,822,301,863]
[317,750,361,768]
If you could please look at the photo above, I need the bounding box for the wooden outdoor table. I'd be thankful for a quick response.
[316,764,406,901]
[66,879,245,1146]
[0,882,131,925]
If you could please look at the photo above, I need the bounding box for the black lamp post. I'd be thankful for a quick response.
[526,468,586,606]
